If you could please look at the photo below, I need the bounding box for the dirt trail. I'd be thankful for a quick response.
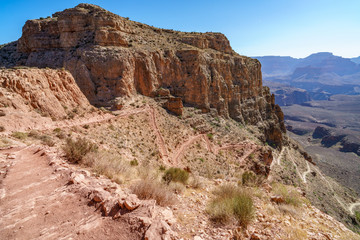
[171,134,205,165]
[148,106,169,161]
[0,146,140,240]
[349,202,360,215]
[302,161,312,184]
[170,132,257,165]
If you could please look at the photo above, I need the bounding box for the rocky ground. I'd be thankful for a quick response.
[1,87,360,239]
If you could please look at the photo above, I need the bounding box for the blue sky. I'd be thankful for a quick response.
[0,0,359,58]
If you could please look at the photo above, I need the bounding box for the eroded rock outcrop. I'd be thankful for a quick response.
[0,68,90,119]
[0,3,285,146]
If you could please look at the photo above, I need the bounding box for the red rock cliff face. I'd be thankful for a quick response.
[1,3,285,146]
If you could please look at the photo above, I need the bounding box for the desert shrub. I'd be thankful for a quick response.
[130,159,138,166]
[272,183,302,207]
[207,184,255,227]
[232,193,255,227]
[56,131,67,139]
[355,211,360,224]
[241,171,257,186]
[159,165,166,171]
[53,128,62,133]
[162,167,189,184]
[131,179,175,206]
[12,132,28,140]
[40,135,55,147]
[63,137,97,163]
[0,126,5,132]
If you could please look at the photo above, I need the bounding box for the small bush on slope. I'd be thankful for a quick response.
[162,167,189,184]
[207,184,255,227]
[63,137,97,163]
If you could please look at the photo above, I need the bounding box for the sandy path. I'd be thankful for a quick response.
[148,106,169,161]
[170,132,257,166]
[302,161,312,184]
[0,146,140,240]
[171,134,205,165]
[349,202,360,215]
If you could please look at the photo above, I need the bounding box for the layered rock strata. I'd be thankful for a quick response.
[0,3,285,146]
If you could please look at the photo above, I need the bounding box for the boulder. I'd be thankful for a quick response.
[163,97,183,116]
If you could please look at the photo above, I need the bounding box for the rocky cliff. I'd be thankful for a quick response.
[0,3,285,146]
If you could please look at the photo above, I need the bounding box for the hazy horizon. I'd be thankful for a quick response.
[1,0,359,58]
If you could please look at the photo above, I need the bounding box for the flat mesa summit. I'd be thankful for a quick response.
[0,3,285,147]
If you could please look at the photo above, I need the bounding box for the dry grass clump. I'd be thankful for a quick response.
[63,137,97,163]
[82,151,133,184]
[131,178,176,206]
[278,204,301,217]
[12,132,28,140]
[272,183,303,207]
[207,184,255,227]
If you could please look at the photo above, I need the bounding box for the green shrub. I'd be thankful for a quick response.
[207,184,255,227]
[130,159,138,166]
[53,128,62,133]
[12,132,28,140]
[162,167,189,184]
[355,211,360,224]
[63,137,97,163]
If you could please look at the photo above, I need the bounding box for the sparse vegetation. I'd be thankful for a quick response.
[63,137,97,163]
[12,132,28,140]
[130,159,139,166]
[240,171,257,186]
[355,211,360,224]
[207,184,255,227]
[40,135,55,147]
[162,167,189,184]
[82,151,132,183]
[272,183,303,207]
[131,179,176,206]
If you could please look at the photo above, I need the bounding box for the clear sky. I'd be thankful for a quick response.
[0,0,359,58]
